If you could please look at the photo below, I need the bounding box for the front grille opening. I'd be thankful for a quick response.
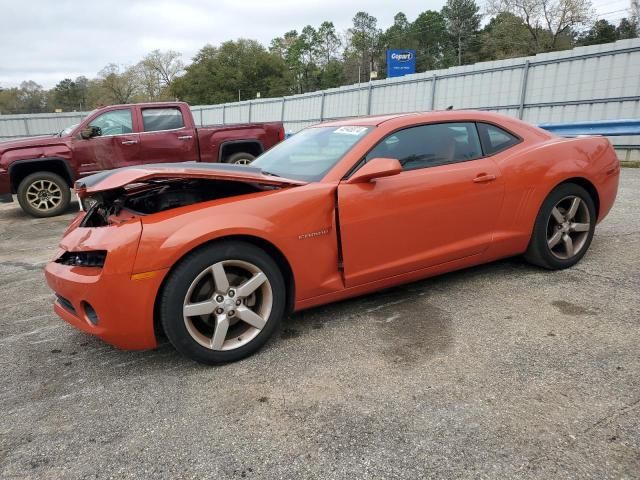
[56,295,76,315]
[82,302,99,325]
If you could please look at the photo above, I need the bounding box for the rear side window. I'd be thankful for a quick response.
[477,123,520,155]
[365,122,482,171]
[142,108,184,132]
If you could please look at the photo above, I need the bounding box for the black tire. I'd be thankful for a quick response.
[524,182,596,270]
[225,152,255,165]
[17,171,71,218]
[159,241,286,364]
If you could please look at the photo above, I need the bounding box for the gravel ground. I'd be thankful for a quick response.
[0,170,638,479]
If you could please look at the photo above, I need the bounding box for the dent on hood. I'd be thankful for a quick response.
[75,162,305,197]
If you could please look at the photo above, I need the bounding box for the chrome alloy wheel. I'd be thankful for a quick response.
[26,179,63,212]
[546,195,591,260]
[183,260,273,351]
[234,158,252,165]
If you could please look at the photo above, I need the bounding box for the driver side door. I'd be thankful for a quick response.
[337,122,505,288]
[73,108,141,175]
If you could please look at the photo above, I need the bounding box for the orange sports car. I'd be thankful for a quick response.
[45,111,620,364]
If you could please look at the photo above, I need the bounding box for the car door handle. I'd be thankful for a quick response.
[178,135,193,140]
[121,140,138,145]
[473,173,496,183]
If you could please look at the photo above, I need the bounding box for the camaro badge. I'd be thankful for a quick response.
[298,229,330,240]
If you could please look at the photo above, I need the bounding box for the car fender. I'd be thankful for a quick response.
[7,156,76,189]
[486,136,615,257]
[132,183,342,302]
[134,212,278,271]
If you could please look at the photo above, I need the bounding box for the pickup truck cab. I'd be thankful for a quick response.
[0,101,284,217]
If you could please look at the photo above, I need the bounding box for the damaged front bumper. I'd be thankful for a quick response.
[44,214,168,350]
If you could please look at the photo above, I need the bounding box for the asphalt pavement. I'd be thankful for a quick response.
[0,170,638,479]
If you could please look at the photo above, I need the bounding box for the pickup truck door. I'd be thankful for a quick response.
[137,106,199,164]
[337,122,505,287]
[73,107,141,174]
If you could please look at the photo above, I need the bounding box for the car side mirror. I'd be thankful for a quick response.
[80,126,101,139]
[346,157,402,184]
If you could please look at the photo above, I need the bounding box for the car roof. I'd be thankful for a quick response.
[316,110,532,128]
[316,110,554,142]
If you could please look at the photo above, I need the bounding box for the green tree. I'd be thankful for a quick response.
[578,19,617,45]
[616,18,639,39]
[52,76,89,111]
[479,12,535,60]
[98,64,140,104]
[412,10,453,70]
[17,81,48,113]
[0,87,21,114]
[488,0,593,52]
[316,22,344,89]
[383,12,415,50]
[347,12,383,80]
[295,25,322,93]
[318,60,345,89]
[141,50,184,89]
[442,0,482,65]
[317,21,342,65]
[52,78,78,111]
[171,39,288,104]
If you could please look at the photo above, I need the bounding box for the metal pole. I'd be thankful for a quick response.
[319,92,325,121]
[367,83,373,115]
[430,74,437,111]
[248,101,252,123]
[199,108,203,126]
[23,118,30,136]
[518,60,530,120]
[222,104,226,125]
[280,97,286,121]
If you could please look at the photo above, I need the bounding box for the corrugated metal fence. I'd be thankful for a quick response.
[2,38,639,159]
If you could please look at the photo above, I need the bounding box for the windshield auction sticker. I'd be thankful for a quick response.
[334,126,368,136]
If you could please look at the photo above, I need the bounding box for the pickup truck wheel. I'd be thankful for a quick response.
[159,241,285,364]
[225,152,255,165]
[17,172,71,218]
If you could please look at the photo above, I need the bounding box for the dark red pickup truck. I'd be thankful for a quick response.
[0,101,284,217]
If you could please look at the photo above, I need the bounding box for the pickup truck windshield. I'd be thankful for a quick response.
[252,126,372,182]
[58,124,78,137]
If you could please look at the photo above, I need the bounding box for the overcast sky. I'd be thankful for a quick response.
[0,0,631,89]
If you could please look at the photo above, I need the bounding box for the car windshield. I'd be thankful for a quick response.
[252,125,372,181]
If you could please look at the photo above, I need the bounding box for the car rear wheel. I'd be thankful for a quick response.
[17,171,71,218]
[159,241,285,364]
[524,183,596,270]
[225,152,255,165]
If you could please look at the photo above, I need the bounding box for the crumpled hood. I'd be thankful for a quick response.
[74,162,306,197]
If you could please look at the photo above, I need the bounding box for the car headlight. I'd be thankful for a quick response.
[55,250,107,267]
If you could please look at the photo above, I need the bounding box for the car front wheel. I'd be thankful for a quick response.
[524,183,596,270]
[159,241,286,364]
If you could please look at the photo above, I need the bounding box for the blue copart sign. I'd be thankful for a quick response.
[386,50,416,78]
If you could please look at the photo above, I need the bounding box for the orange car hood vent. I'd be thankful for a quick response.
[75,162,306,196]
